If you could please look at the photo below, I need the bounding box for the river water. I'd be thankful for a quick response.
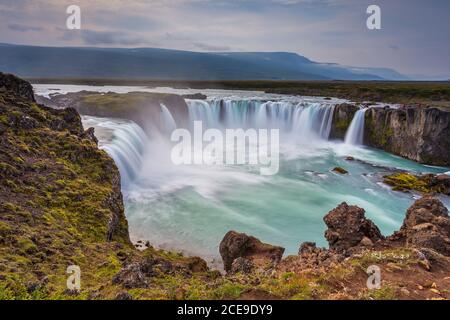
[34,84,450,265]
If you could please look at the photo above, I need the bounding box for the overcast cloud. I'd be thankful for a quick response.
[0,0,449,77]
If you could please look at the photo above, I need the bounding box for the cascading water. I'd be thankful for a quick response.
[345,108,367,145]
[160,103,177,134]
[99,122,148,187]
[186,99,335,140]
[79,92,450,264]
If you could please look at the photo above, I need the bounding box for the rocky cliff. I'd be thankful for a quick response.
[329,103,359,140]
[364,106,450,166]
[330,104,450,166]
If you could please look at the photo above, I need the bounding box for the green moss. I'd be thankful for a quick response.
[0,114,8,124]
[364,285,397,300]
[0,162,20,176]
[383,173,430,193]
[17,237,38,254]
[0,221,13,238]
[211,282,247,300]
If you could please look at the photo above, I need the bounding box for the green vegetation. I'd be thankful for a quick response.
[28,78,450,108]
[383,172,448,195]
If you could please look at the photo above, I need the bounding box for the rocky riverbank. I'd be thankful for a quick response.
[218,195,450,300]
[1,73,450,300]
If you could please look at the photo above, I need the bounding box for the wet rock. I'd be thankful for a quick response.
[329,103,359,140]
[332,167,348,175]
[324,202,383,252]
[219,231,284,273]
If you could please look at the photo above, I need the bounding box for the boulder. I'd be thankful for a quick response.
[399,195,450,255]
[219,231,284,273]
[324,202,383,252]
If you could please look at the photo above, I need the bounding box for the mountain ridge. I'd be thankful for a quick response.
[0,43,408,81]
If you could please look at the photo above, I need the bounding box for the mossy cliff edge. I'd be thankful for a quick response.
[1,73,450,300]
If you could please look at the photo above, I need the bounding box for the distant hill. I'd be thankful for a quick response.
[0,43,409,81]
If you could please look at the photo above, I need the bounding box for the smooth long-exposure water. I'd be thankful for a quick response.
[35,84,450,265]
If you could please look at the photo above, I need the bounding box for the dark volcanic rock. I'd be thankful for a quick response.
[230,257,254,274]
[324,203,383,252]
[329,103,359,140]
[219,231,285,273]
[364,106,450,166]
[0,72,35,102]
[80,127,99,145]
[112,262,149,289]
[182,93,207,100]
[397,195,450,256]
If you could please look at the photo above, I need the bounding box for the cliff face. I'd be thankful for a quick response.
[0,73,132,298]
[364,106,450,166]
[329,103,359,140]
[329,103,450,166]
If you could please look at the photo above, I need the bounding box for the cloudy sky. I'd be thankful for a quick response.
[0,0,449,77]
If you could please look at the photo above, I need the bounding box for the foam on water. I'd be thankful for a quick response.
[76,92,450,264]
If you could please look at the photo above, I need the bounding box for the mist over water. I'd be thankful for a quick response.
[53,85,449,266]
[80,107,448,266]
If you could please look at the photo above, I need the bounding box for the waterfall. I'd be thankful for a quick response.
[345,108,367,145]
[186,99,335,140]
[93,99,337,186]
[160,103,177,134]
[100,122,148,187]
